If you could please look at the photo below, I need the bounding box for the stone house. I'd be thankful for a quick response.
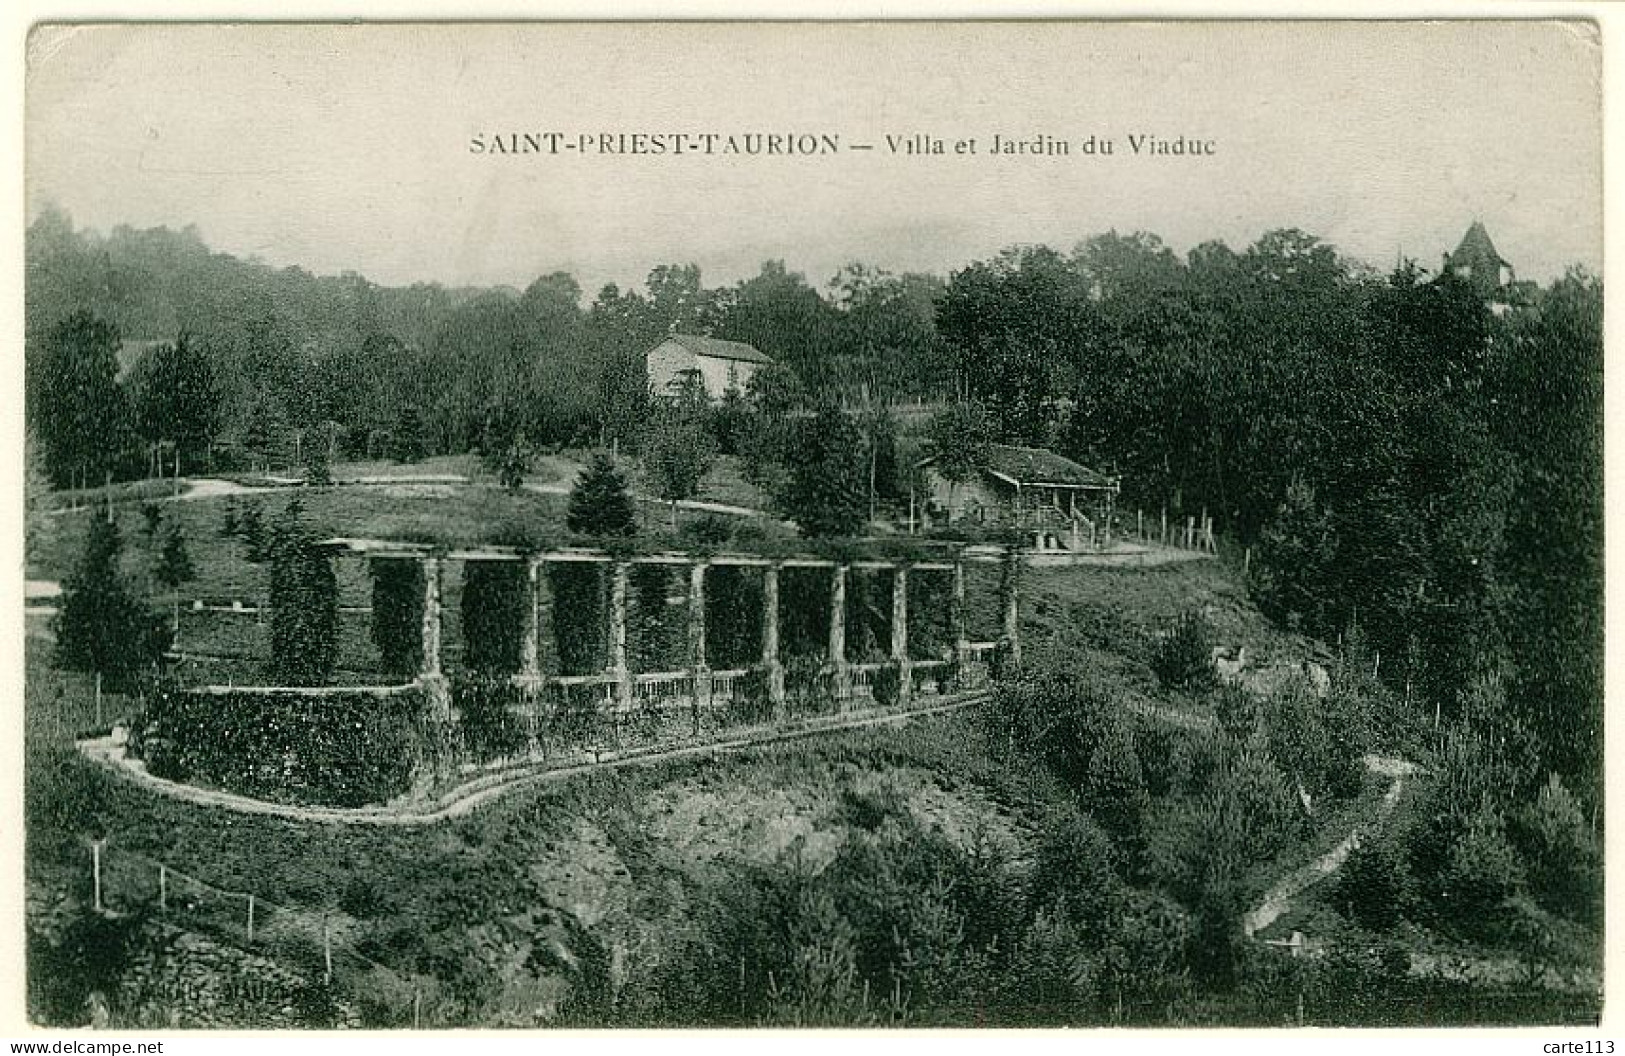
[645,334,772,402]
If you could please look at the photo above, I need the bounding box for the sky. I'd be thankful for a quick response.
[24,21,1603,296]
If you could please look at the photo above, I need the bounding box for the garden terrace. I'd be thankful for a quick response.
[132,540,1022,808]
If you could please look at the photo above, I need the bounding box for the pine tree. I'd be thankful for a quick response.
[567,453,638,537]
[267,499,337,686]
[781,405,868,538]
[55,515,164,690]
[393,404,428,464]
[156,521,196,592]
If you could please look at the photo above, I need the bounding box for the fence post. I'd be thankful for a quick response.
[1160,507,1168,545]
[413,988,422,1029]
[92,841,103,913]
[323,915,333,985]
[246,894,256,944]
[159,864,167,911]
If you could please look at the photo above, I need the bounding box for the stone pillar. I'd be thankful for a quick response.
[519,556,544,680]
[610,561,632,711]
[689,561,709,726]
[762,563,785,707]
[829,565,850,702]
[1002,551,1022,669]
[891,565,912,707]
[420,554,449,719]
[952,558,970,668]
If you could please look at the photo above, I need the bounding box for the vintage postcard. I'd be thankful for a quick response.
[14,18,1607,1036]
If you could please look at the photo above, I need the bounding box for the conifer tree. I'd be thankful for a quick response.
[780,405,868,538]
[56,515,164,690]
[567,453,638,537]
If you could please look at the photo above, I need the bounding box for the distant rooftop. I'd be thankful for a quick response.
[655,333,773,365]
[1449,221,1511,269]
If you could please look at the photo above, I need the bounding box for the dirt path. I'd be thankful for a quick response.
[1242,754,1416,938]
[78,693,990,828]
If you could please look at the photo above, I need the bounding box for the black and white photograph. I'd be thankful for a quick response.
[14,17,1609,1034]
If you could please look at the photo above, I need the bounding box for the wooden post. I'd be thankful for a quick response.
[1137,509,1144,541]
[413,989,422,1029]
[246,894,256,944]
[610,561,632,713]
[158,865,167,911]
[762,564,784,708]
[1160,507,1168,545]
[891,565,912,707]
[92,841,103,913]
[1244,547,1252,575]
[1185,516,1195,550]
[323,916,333,984]
[829,565,850,703]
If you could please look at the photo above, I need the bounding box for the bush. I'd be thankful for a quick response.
[869,663,901,708]
[1333,829,1413,932]
[1512,774,1601,925]
[1438,805,1525,937]
[679,514,735,546]
[1151,610,1215,690]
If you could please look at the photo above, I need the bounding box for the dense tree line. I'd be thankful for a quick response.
[24,210,950,485]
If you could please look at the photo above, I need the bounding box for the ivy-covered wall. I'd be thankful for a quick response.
[133,683,436,808]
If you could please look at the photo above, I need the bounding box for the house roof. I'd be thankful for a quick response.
[985,444,1115,488]
[918,443,1117,489]
[654,333,773,365]
[1449,221,1510,269]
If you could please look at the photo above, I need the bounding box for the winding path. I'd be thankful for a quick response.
[1242,754,1418,939]
[77,692,990,828]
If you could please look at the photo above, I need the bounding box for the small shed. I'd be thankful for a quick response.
[915,443,1120,549]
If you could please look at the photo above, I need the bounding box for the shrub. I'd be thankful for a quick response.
[679,513,735,546]
[869,663,901,708]
[1438,805,1525,936]
[1333,829,1413,932]
[1151,610,1215,690]
[1028,809,1121,935]
[1512,774,1601,926]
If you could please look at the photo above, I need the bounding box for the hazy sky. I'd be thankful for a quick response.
[25,21,1602,295]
